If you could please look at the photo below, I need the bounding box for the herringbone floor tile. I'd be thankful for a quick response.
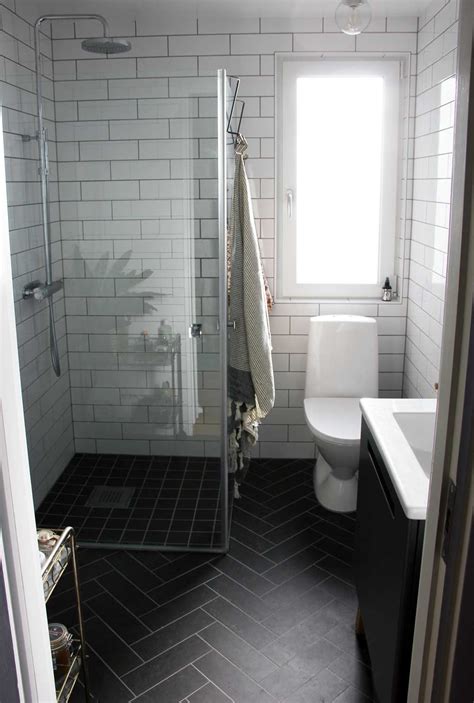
[47,459,373,702]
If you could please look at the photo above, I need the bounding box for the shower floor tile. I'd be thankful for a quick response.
[36,453,227,550]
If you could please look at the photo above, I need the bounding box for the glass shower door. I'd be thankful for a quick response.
[36,69,229,553]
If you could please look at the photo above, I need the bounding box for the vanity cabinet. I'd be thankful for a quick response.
[355,420,425,703]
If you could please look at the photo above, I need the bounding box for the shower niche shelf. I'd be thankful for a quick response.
[40,526,94,702]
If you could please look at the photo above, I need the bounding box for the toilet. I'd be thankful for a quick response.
[304,315,378,513]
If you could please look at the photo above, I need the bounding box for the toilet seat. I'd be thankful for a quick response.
[304,397,362,446]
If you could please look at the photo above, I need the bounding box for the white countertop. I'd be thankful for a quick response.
[360,398,437,520]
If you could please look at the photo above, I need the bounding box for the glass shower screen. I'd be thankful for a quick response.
[37,70,229,553]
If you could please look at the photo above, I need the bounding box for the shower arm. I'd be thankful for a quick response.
[33,14,110,285]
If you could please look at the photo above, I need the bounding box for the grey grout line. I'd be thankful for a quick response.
[76,634,137,698]
[193,639,278,701]
[123,621,217,674]
[88,579,155,635]
[132,599,219,646]
[202,594,277,639]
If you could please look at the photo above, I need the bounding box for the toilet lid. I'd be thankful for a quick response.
[304,397,362,446]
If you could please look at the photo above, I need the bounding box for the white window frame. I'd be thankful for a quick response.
[276,54,408,301]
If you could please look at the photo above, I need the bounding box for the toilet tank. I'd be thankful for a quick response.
[305,315,378,399]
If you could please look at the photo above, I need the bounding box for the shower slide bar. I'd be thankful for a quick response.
[23,14,132,377]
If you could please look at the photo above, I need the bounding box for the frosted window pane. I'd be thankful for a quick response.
[296,76,384,285]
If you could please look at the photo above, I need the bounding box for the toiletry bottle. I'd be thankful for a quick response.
[157,319,172,352]
[382,277,392,302]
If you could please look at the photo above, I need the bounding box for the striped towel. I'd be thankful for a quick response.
[228,140,275,493]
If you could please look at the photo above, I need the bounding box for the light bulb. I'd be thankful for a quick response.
[335,0,372,35]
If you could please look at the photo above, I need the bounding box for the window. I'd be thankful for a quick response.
[277,57,403,299]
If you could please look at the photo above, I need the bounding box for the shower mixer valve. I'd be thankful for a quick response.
[23,279,63,302]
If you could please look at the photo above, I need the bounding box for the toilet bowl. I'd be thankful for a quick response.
[304,316,378,513]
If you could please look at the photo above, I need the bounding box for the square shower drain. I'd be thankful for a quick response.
[85,486,135,509]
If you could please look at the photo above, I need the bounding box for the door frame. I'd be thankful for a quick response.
[408,0,474,699]
[0,104,56,701]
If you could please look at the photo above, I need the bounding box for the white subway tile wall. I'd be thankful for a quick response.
[46,12,419,460]
[1,2,459,473]
[404,0,458,398]
[0,3,74,505]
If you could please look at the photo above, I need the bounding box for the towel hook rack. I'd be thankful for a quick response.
[226,75,246,147]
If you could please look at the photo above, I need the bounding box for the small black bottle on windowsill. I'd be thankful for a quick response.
[382,277,392,302]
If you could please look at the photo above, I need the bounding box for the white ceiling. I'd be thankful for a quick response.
[18,0,433,21]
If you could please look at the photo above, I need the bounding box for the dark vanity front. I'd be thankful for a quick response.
[355,420,425,702]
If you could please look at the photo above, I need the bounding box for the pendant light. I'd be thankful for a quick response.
[335,0,372,35]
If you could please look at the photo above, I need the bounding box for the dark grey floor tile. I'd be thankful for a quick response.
[132,664,207,702]
[215,554,274,596]
[142,584,217,630]
[319,576,358,604]
[123,635,210,695]
[263,565,329,610]
[134,608,214,659]
[263,606,340,666]
[187,681,233,702]
[154,553,213,582]
[323,598,359,627]
[203,597,275,650]
[229,538,276,573]
[259,661,313,701]
[265,498,316,527]
[83,616,143,677]
[333,685,373,702]
[199,621,278,683]
[208,574,274,622]
[148,563,221,605]
[265,469,312,498]
[262,583,334,636]
[69,648,133,703]
[317,555,355,585]
[287,636,343,676]
[312,507,356,534]
[87,591,150,643]
[285,667,349,703]
[264,483,313,512]
[324,623,371,666]
[318,536,354,565]
[233,506,274,535]
[263,527,321,563]
[315,519,355,549]
[49,578,104,618]
[329,652,374,698]
[105,551,163,592]
[130,549,170,570]
[231,522,275,553]
[263,512,318,544]
[194,649,276,703]
[264,543,326,585]
[97,570,157,616]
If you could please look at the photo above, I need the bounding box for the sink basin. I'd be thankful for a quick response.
[359,398,437,519]
[393,412,436,478]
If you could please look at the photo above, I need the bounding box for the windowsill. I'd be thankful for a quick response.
[273,296,404,305]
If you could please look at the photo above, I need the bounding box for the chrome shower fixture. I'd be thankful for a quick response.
[81,36,132,54]
[26,14,133,377]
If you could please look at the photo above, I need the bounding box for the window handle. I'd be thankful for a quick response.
[287,189,294,219]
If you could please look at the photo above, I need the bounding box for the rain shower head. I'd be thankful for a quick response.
[81,36,132,54]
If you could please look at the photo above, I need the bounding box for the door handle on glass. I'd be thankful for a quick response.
[287,189,294,219]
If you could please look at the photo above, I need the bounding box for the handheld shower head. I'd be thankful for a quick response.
[81,37,132,54]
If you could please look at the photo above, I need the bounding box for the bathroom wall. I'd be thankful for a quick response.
[404,0,459,398]
[0,1,73,504]
[50,13,417,459]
